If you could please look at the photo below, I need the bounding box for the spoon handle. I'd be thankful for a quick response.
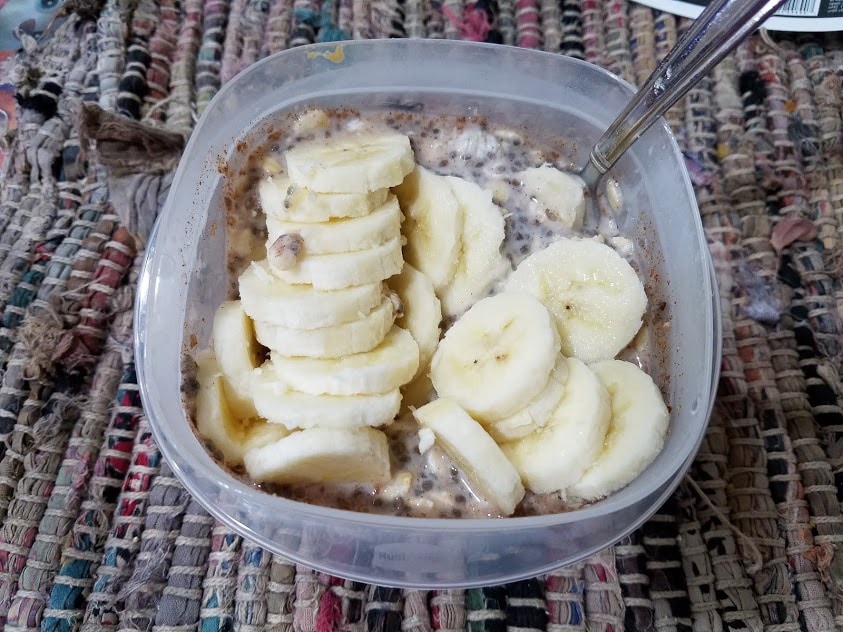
[581,0,787,188]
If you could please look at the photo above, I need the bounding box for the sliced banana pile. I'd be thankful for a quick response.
[197,131,429,488]
[415,237,669,514]
[395,165,510,318]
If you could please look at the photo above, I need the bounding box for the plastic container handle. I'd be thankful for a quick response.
[581,0,788,188]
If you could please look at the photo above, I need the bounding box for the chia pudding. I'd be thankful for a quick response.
[184,106,667,519]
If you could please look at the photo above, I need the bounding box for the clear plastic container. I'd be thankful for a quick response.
[135,40,721,588]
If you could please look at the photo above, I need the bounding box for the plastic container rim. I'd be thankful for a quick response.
[134,39,720,537]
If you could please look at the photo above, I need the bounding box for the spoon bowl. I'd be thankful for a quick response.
[580,0,788,230]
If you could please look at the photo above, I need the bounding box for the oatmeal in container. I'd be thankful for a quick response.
[136,39,720,588]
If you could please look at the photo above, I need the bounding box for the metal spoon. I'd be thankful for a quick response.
[581,0,787,227]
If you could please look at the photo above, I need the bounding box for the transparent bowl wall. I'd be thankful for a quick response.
[136,40,720,588]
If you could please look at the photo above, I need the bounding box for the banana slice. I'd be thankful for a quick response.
[194,350,247,463]
[292,108,330,134]
[486,356,568,443]
[413,398,525,516]
[260,175,390,222]
[267,236,404,290]
[438,176,510,318]
[238,259,383,329]
[269,326,419,395]
[194,351,289,464]
[569,360,669,501]
[241,422,294,453]
[387,263,442,378]
[505,237,647,363]
[243,426,392,485]
[394,166,463,289]
[285,131,415,193]
[501,357,611,495]
[430,291,561,421]
[251,362,401,429]
[400,373,435,414]
[519,165,586,229]
[253,295,395,358]
[266,195,402,255]
[487,413,537,444]
[212,300,262,419]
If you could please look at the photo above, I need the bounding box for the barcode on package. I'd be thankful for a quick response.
[776,0,821,16]
[627,0,843,30]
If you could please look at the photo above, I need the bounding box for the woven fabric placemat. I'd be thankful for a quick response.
[0,1,842,630]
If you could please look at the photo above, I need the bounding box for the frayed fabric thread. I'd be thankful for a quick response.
[78,103,184,176]
[440,2,494,42]
[77,104,181,244]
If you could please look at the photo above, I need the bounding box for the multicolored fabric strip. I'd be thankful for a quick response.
[0,2,840,630]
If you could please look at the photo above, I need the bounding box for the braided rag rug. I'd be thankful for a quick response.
[1,0,843,630]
